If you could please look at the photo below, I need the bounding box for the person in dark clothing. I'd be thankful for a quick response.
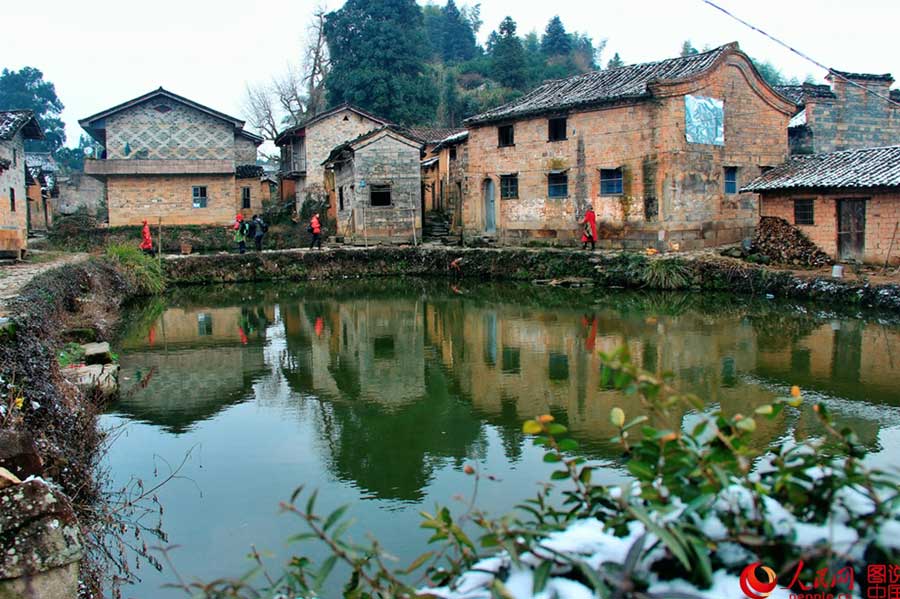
[309,213,322,250]
[252,215,267,251]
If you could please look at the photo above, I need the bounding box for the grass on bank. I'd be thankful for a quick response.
[104,244,165,295]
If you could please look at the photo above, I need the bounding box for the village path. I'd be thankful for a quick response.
[0,252,89,319]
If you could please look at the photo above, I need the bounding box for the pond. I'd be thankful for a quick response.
[101,279,900,598]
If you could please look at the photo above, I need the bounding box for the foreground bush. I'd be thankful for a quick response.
[105,244,166,295]
[171,347,900,598]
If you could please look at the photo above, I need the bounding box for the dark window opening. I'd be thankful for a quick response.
[724,166,738,194]
[197,313,213,336]
[791,348,811,375]
[9,187,15,212]
[241,187,251,209]
[644,196,658,222]
[548,353,569,381]
[600,168,623,195]
[370,184,391,207]
[339,186,345,211]
[794,198,814,225]
[449,146,457,161]
[12,149,17,166]
[500,175,518,199]
[498,125,514,147]
[192,186,208,208]
[373,336,395,359]
[548,117,567,141]
[502,347,521,374]
[548,172,568,198]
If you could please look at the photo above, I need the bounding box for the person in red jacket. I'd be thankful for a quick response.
[580,206,597,251]
[139,219,154,255]
[309,213,322,250]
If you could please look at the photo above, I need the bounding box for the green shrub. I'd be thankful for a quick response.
[104,244,165,295]
[638,257,692,289]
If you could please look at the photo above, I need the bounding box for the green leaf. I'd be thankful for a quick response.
[305,490,318,515]
[543,453,561,463]
[558,438,579,451]
[403,551,434,574]
[314,555,337,590]
[627,461,655,480]
[610,407,626,428]
[624,415,649,430]
[550,470,570,480]
[627,506,691,570]
[547,423,568,436]
[532,561,552,593]
[324,505,349,532]
[735,417,756,433]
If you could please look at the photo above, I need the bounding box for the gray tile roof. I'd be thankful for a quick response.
[0,110,43,141]
[400,126,465,144]
[773,84,836,106]
[742,145,900,192]
[465,43,736,125]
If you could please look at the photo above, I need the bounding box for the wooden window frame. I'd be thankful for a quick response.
[241,186,251,209]
[370,184,392,207]
[192,185,208,208]
[548,117,567,142]
[600,168,623,195]
[498,124,515,148]
[724,166,738,194]
[500,174,518,199]
[548,172,568,199]
[793,198,815,225]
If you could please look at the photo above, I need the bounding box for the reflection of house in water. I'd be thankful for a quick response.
[115,305,271,433]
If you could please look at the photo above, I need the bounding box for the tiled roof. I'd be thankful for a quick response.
[0,110,43,141]
[322,126,422,165]
[275,104,392,145]
[466,43,737,125]
[742,145,900,192]
[829,69,894,83]
[25,152,57,172]
[432,130,468,152]
[401,127,465,144]
[773,84,836,106]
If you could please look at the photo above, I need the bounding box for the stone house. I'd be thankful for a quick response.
[322,127,422,243]
[0,110,44,258]
[56,173,107,219]
[775,72,900,155]
[275,104,390,217]
[461,42,796,248]
[423,130,468,237]
[744,144,900,264]
[408,127,465,215]
[25,153,57,232]
[80,87,263,226]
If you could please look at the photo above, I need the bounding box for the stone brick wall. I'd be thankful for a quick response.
[26,182,53,231]
[235,135,259,165]
[56,173,107,217]
[334,133,421,242]
[802,77,900,154]
[761,191,900,264]
[302,109,387,204]
[235,178,265,219]
[105,100,235,160]
[0,135,28,255]
[107,174,236,226]
[463,52,792,248]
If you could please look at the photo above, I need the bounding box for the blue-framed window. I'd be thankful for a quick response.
[600,168,623,195]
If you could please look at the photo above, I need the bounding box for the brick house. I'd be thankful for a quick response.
[275,104,390,218]
[461,42,795,248]
[0,110,44,258]
[25,153,58,232]
[80,87,263,226]
[423,131,468,238]
[775,72,900,155]
[744,145,900,264]
[407,127,465,215]
[323,127,422,243]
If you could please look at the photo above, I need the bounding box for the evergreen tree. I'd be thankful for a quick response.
[541,16,571,56]
[680,40,699,57]
[607,52,624,69]
[441,0,478,63]
[571,33,600,72]
[0,67,65,152]
[324,0,438,124]
[523,31,547,85]
[752,58,787,87]
[489,17,527,90]
[423,4,445,60]
[440,69,462,126]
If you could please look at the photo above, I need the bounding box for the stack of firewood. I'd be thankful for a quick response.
[754,216,832,267]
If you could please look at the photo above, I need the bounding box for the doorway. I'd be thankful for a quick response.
[482,178,496,234]
[837,199,866,261]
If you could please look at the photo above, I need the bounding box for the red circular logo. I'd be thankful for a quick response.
[740,562,778,599]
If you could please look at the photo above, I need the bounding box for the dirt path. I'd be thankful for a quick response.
[0,252,89,318]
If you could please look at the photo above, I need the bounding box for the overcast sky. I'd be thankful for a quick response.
[4,0,899,150]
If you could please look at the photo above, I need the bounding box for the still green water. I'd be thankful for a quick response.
[102,279,900,598]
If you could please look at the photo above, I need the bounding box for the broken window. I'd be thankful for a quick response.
[724,167,738,194]
[370,184,391,207]
[794,198,814,225]
[600,168,623,195]
[548,172,568,198]
[548,117,567,141]
[241,187,251,209]
[192,186,208,208]
[498,124,514,147]
[500,174,518,199]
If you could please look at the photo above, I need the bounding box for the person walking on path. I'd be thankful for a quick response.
[139,219,155,256]
[233,213,248,254]
[309,213,322,250]
[252,214,267,251]
[580,205,597,251]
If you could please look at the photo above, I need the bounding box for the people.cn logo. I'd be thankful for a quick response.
[740,562,778,599]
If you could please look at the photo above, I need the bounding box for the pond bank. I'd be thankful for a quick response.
[165,246,900,313]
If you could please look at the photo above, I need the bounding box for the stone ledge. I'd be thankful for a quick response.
[85,159,235,176]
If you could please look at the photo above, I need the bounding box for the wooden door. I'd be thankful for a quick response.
[837,199,866,261]
[482,179,496,234]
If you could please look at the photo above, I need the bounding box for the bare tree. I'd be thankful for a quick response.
[243,82,281,142]
[302,5,331,117]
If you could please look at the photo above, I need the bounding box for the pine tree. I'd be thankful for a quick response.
[607,52,624,69]
[489,17,527,90]
[541,16,571,56]
[680,40,699,57]
[324,0,438,124]
[441,0,478,63]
